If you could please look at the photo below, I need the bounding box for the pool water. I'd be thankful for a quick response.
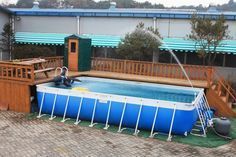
[50,77,199,103]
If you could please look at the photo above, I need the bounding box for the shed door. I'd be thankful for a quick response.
[68,39,79,71]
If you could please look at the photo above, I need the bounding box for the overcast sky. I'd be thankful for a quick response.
[0,0,232,7]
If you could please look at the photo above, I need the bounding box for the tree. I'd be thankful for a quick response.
[0,23,14,60]
[116,22,162,62]
[188,14,229,65]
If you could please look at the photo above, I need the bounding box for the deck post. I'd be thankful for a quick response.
[149,104,159,138]
[89,98,98,127]
[74,96,84,125]
[49,93,58,120]
[167,104,176,142]
[61,95,70,123]
[104,96,112,130]
[133,99,143,136]
[118,98,127,133]
[37,92,46,118]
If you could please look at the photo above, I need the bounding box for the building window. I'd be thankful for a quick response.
[70,42,76,53]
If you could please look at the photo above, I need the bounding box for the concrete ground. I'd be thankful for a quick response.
[0,111,235,157]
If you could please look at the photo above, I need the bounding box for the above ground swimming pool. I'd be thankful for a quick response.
[36,77,211,140]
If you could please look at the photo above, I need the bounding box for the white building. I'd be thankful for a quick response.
[0,3,236,67]
[9,4,236,39]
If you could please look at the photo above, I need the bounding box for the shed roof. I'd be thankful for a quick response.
[14,32,236,54]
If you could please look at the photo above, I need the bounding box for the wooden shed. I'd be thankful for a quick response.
[64,35,92,71]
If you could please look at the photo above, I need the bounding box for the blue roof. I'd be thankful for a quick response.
[9,8,236,20]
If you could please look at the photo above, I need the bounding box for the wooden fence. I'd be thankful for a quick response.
[0,62,34,83]
[91,57,214,83]
[0,56,63,84]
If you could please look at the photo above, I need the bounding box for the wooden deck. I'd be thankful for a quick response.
[34,70,208,88]
[1,56,235,117]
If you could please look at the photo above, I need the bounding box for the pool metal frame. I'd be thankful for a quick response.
[36,82,212,141]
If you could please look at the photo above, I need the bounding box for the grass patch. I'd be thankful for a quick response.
[25,113,236,148]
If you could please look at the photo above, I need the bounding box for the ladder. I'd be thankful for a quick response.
[191,93,213,137]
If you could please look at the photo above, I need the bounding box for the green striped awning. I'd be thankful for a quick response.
[15,32,69,45]
[160,38,236,54]
[15,32,236,54]
[15,32,121,48]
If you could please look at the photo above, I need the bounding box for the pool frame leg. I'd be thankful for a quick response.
[49,93,58,120]
[195,104,206,137]
[89,98,98,127]
[74,97,84,125]
[61,95,70,123]
[133,99,143,136]
[167,104,176,142]
[202,96,212,126]
[104,97,112,130]
[149,105,159,138]
[118,98,127,133]
[37,92,46,118]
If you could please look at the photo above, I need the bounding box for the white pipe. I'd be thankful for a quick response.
[153,17,156,30]
[150,104,159,138]
[104,96,112,130]
[134,99,143,136]
[89,98,98,127]
[77,16,80,34]
[167,104,176,141]
[118,98,127,133]
[37,92,45,118]
[61,95,70,122]
[49,93,58,120]
[74,96,84,125]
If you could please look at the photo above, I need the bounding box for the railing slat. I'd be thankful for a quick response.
[91,58,214,83]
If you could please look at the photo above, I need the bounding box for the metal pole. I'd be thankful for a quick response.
[104,96,112,130]
[49,93,58,120]
[37,92,45,118]
[223,53,226,67]
[74,96,84,125]
[167,104,176,141]
[153,17,156,30]
[89,98,98,127]
[134,99,143,136]
[61,95,70,122]
[77,16,80,34]
[149,105,159,138]
[118,98,127,133]
[184,52,187,64]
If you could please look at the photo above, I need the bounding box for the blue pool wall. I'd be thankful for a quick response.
[37,91,199,135]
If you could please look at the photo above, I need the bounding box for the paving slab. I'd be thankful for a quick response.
[0,111,235,157]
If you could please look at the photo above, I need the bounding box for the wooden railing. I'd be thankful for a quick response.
[0,62,34,83]
[91,57,214,83]
[215,73,236,103]
[0,56,64,84]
